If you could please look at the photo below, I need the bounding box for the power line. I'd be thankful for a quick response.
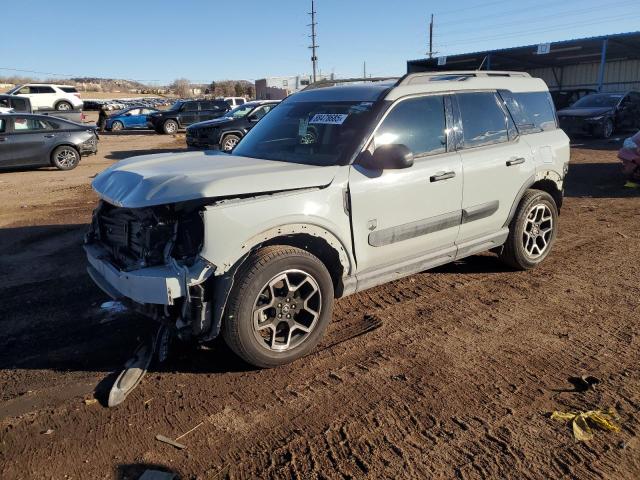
[433,0,523,17]
[437,0,634,30]
[437,13,640,49]
[0,66,159,83]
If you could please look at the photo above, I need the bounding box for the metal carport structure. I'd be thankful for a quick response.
[407,31,640,92]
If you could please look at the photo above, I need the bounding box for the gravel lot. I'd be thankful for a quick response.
[0,127,639,479]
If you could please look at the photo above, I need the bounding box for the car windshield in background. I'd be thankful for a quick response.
[232,100,380,166]
[571,94,623,108]
[224,104,254,119]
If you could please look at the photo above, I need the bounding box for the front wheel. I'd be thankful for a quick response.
[162,119,178,134]
[223,246,334,368]
[499,189,558,270]
[599,118,614,139]
[51,146,80,170]
[221,134,241,152]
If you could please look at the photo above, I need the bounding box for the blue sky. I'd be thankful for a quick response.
[1,0,638,84]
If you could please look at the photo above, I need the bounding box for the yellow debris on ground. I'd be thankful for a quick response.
[623,181,640,189]
[551,408,621,441]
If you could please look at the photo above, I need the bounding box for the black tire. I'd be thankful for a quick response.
[499,189,558,270]
[221,133,241,152]
[223,246,334,368]
[600,118,614,139]
[162,119,178,135]
[51,145,80,171]
[55,101,72,111]
[111,120,124,132]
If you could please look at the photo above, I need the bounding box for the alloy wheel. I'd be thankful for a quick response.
[222,136,239,151]
[522,203,553,258]
[252,269,322,352]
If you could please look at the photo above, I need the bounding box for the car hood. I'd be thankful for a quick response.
[189,117,234,129]
[557,106,613,118]
[92,150,339,208]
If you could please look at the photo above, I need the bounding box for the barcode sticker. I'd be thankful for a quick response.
[309,113,348,125]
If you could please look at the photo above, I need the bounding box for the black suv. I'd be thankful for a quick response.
[186,100,279,150]
[148,99,230,134]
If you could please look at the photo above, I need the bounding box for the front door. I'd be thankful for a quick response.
[178,101,199,126]
[453,91,535,244]
[8,116,57,167]
[348,94,463,274]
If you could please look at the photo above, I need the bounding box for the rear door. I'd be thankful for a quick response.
[454,91,535,245]
[2,116,56,167]
[348,94,463,274]
[34,86,57,109]
[0,118,11,167]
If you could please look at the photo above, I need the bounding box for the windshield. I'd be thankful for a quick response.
[223,104,254,119]
[571,94,623,108]
[232,100,381,166]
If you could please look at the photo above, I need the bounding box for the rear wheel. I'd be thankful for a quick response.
[51,146,80,170]
[499,189,558,270]
[163,119,178,134]
[221,134,241,152]
[111,120,124,132]
[56,101,72,111]
[223,246,334,368]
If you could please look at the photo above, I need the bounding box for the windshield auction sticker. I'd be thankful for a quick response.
[309,113,348,125]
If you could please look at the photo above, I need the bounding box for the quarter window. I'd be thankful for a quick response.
[374,95,447,156]
[501,91,557,133]
[0,119,5,133]
[457,92,509,148]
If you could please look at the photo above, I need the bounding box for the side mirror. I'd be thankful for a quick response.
[363,144,414,170]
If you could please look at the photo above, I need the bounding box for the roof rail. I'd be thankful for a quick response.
[302,76,400,91]
[398,70,531,86]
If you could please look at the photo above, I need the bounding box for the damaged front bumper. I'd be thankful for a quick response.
[85,243,215,306]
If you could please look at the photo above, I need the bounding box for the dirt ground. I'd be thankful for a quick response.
[0,127,639,479]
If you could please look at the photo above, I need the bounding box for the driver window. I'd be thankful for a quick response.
[457,92,509,148]
[128,108,141,115]
[252,106,269,120]
[374,95,447,157]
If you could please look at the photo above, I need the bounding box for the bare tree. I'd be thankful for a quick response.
[170,78,191,98]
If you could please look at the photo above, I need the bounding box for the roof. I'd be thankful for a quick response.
[289,72,548,103]
[408,31,640,72]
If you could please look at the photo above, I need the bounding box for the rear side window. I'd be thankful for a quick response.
[501,91,557,133]
[0,119,5,133]
[237,98,245,105]
[34,86,55,94]
[12,117,51,131]
[60,87,78,93]
[374,95,447,156]
[457,92,509,148]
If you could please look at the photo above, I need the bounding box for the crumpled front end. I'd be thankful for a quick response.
[85,200,216,337]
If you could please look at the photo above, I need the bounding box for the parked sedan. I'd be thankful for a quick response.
[557,91,640,138]
[186,100,279,151]
[105,106,159,131]
[0,114,98,170]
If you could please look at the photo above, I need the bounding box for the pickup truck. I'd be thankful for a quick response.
[0,94,85,124]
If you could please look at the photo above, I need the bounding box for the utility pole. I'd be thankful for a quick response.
[363,61,366,79]
[428,13,434,58]
[308,0,319,83]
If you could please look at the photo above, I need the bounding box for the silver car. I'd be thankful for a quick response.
[86,71,569,368]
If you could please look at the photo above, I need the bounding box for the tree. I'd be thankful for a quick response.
[170,78,191,98]
[234,82,243,97]
[244,84,255,99]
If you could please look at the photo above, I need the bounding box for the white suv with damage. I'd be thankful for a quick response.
[85,71,569,368]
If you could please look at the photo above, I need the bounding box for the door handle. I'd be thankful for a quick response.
[430,171,456,182]
[0,137,6,142]
[506,157,525,166]
[44,134,56,138]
